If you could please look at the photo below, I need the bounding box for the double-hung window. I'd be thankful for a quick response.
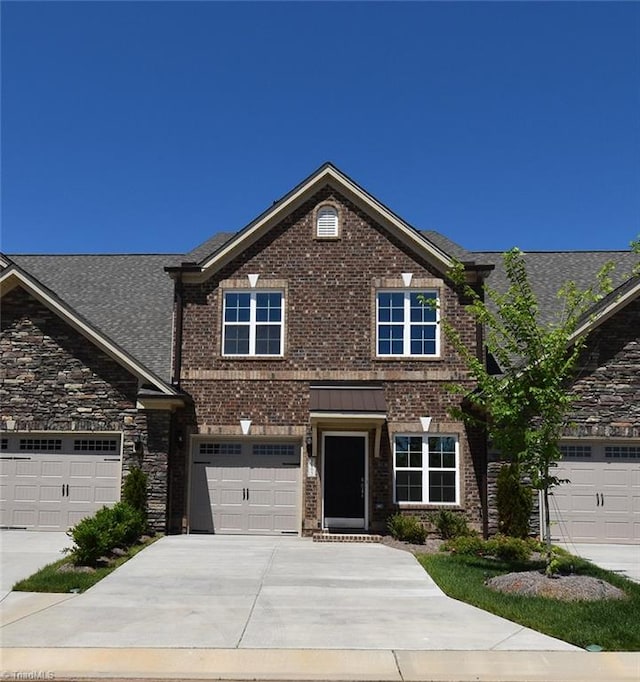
[377,290,439,357]
[394,435,459,504]
[223,291,283,356]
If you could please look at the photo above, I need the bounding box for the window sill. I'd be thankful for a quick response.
[374,355,442,362]
[395,502,462,509]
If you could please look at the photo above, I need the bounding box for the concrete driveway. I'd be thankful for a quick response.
[1,534,577,650]
[559,543,640,583]
[0,530,71,596]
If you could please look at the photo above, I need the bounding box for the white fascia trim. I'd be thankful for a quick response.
[570,279,640,343]
[196,166,453,279]
[1,268,177,396]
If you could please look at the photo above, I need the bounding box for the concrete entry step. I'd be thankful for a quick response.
[313,532,383,543]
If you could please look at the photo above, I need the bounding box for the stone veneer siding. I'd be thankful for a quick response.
[178,187,485,534]
[485,295,639,536]
[0,287,170,531]
[564,296,640,439]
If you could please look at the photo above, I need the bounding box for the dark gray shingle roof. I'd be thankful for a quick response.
[7,254,178,382]
[421,231,475,262]
[473,250,639,325]
[184,232,237,265]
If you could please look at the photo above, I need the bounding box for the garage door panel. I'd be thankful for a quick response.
[218,487,243,505]
[274,490,296,507]
[70,485,93,503]
[70,461,96,477]
[551,441,639,544]
[247,514,272,532]
[604,521,632,541]
[1,434,122,531]
[40,485,61,502]
[215,512,245,533]
[604,494,629,512]
[190,441,300,535]
[603,469,630,487]
[41,461,65,477]
[16,461,39,476]
[15,485,38,502]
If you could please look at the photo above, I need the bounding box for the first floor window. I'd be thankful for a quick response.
[394,434,459,504]
[223,290,283,356]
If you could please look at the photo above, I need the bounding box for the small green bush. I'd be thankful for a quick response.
[122,466,148,520]
[67,502,145,566]
[432,510,473,539]
[485,534,531,562]
[546,551,591,576]
[68,515,110,566]
[387,513,427,544]
[441,535,485,555]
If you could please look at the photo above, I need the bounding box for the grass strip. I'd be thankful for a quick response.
[418,553,640,651]
[13,535,160,594]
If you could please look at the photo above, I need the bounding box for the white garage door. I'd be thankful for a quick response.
[189,440,300,535]
[550,442,640,545]
[0,434,121,531]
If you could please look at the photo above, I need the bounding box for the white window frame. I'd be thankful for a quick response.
[222,290,284,357]
[376,290,440,357]
[393,434,460,505]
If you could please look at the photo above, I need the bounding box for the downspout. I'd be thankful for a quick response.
[167,271,184,532]
[172,272,184,388]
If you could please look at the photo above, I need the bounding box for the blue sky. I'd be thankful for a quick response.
[2,1,639,255]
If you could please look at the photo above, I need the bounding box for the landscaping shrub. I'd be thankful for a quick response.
[485,534,531,562]
[441,535,485,556]
[546,550,591,576]
[496,463,533,539]
[432,510,473,539]
[67,502,145,566]
[387,513,427,544]
[122,466,148,521]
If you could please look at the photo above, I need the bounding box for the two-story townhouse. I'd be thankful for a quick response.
[166,164,493,536]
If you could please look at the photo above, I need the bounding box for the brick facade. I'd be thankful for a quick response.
[177,187,485,534]
[0,287,170,531]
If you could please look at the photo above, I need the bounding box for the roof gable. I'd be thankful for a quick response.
[174,163,457,280]
[0,261,178,396]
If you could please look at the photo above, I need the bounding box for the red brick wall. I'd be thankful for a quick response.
[179,187,483,532]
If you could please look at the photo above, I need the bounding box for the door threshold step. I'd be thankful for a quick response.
[312,532,383,543]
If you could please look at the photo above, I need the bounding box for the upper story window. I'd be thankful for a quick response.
[316,205,339,238]
[394,434,459,504]
[223,291,284,356]
[376,290,439,357]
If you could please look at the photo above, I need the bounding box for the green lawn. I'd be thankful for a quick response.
[13,535,159,594]
[418,553,640,651]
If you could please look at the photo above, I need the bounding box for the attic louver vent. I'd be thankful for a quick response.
[316,206,338,238]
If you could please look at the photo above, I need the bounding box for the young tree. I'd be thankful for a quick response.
[442,247,627,559]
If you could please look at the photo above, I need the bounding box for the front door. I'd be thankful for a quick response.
[323,433,367,529]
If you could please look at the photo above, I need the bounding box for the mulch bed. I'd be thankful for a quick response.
[486,571,627,601]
